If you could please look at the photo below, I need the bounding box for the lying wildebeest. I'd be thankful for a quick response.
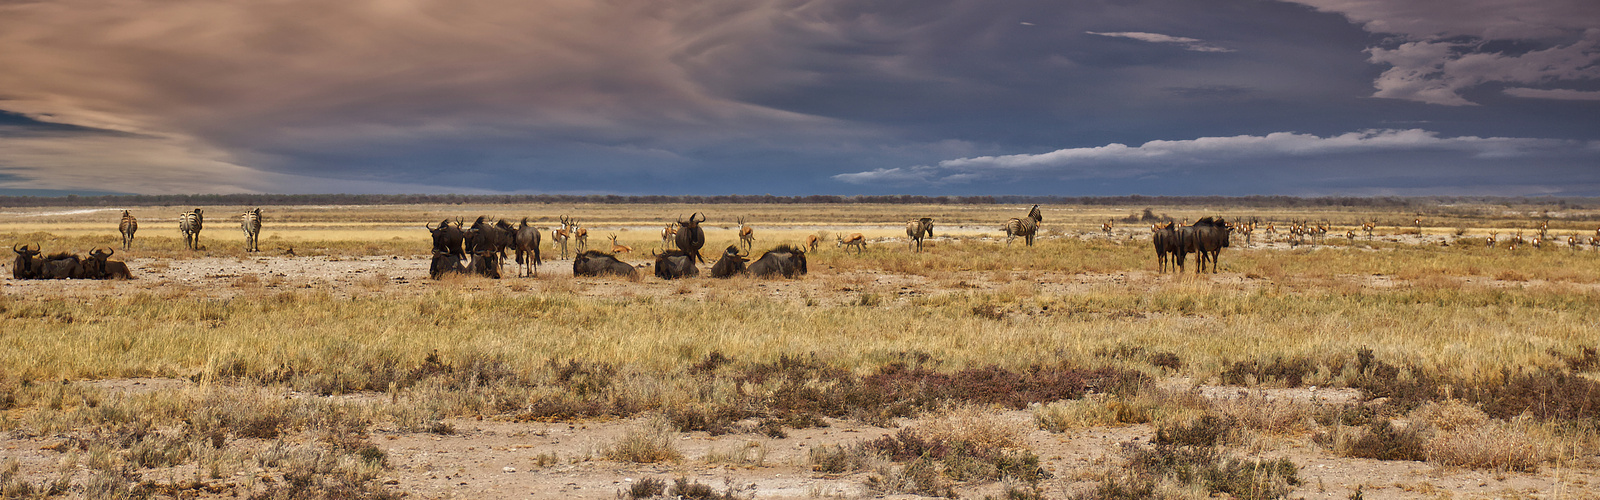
[83,248,134,280]
[39,252,85,279]
[1188,217,1231,274]
[513,217,542,277]
[748,244,807,278]
[709,245,747,278]
[12,243,41,279]
[1152,222,1178,273]
[429,251,501,279]
[573,250,638,279]
[427,218,466,256]
[674,212,707,263]
[652,249,698,280]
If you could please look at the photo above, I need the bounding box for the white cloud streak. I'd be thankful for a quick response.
[1086,31,1234,52]
[834,129,1593,185]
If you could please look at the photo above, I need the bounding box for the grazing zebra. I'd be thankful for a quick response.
[738,217,755,253]
[118,210,137,250]
[240,208,262,252]
[178,208,204,250]
[906,217,933,252]
[1003,204,1043,246]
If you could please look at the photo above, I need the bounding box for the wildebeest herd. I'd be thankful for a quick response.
[12,244,133,280]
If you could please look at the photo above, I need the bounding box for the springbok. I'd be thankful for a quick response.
[737,217,755,253]
[574,221,589,253]
[1362,220,1376,239]
[1486,233,1497,248]
[1538,220,1550,241]
[1346,229,1356,241]
[552,215,572,259]
[836,233,865,254]
[609,234,632,254]
[805,234,819,252]
[1101,221,1113,238]
[661,223,678,250]
[118,210,137,250]
[1568,234,1579,250]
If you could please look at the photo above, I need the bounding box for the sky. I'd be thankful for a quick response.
[0,0,1596,196]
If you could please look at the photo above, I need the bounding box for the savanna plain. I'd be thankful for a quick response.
[1,202,1598,500]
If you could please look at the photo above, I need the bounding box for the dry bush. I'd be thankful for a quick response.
[1425,420,1542,472]
[604,417,682,463]
[915,404,1025,452]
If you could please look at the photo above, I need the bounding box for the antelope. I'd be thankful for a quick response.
[1265,222,1277,237]
[661,223,678,250]
[574,221,589,253]
[1314,223,1328,245]
[1509,230,1524,250]
[1362,220,1376,239]
[1538,220,1549,241]
[1346,230,1356,241]
[1414,217,1423,234]
[118,210,137,250]
[737,217,755,253]
[552,215,572,259]
[805,234,819,252]
[1568,235,1579,250]
[1486,233,1497,248]
[1531,235,1542,249]
[609,234,632,254]
[1237,221,1255,246]
[836,232,865,254]
[1101,221,1113,238]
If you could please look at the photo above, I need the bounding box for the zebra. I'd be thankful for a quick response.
[1003,204,1043,246]
[178,208,204,250]
[118,210,138,250]
[240,208,262,252]
[906,217,933,252]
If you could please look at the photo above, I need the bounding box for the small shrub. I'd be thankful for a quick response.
[809,444,872,474]
[626,477,666,499]
[604,418,682,463]
[1326,420,1426,461]
[1425,421,1541,472]
[1155,415,1235,448]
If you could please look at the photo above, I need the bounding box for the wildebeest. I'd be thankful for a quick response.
[653,249,698,280]
[179,208,203,250]
[1003,205,1042,246]
[427,218,466,256]
[573,250,638,279]
[465,216,513,262]
[12,243,41,279]
[674,212,707,263]
[748,244,807,278]
[836,232,865,254]
[709,245,747,278]
[1188,217,1231,274]
[39,252,85,279]
[83,248,133,280]
[1152,222,1178,273]
[241,208,262,252]
[738,217,755,253]
[430,251,501,279]
[119,211,137,250]
[906,217,933,252]
[513,217,542,277]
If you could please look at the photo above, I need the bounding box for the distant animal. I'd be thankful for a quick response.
[709,245,748,278]
[1538,220,1549,241]
[748,244,807,278]
[1510,230,1525,250]
[83,248,133,280]
[552,215,572,260]
[609,234,632,254]
[738,217,755,253]
[836,233,865,254]
[427,218,466,256]
[1362,220,1376,239]
[574,223,589,253]
[572,250,638,279]
[653,249,699,280]
[674,212,708,263]
[1569,235,1579,250]
[1236,221,1254,246]
[1003,204,1042,246]
[661,223,678,250]
[240,208,262,252]
[1486,233,1497,248]
[1531,236,1543,249]
[1152,222,1177,273]
[1346,230,1356,241]
[513,217,542,277]
[12,243,41,279]
[1415,217,1424,233]
[805,234,819,253]
[1188,217,1231,274]
[118,211,137,250]
[1102,221,1113,238]
[178,208,204,250]
[906,217,934,252]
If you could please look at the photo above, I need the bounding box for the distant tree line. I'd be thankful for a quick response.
[0,193,1592,209]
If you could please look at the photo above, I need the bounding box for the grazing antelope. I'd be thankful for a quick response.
[118,210,138,250]
[552,215,572,259]
[1592,236,1600,249]
[1003,204,1043,246]
[1101,221,1113,238]
[906,217,933,252]
[738,217,755,253]
[836,232,865,254]
[178,208,203,250]
[240,208,262,252]
[609,234,632,254]
[661,223,678,250]
[805,234,819,253]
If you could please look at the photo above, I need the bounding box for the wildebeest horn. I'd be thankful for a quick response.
[12,243,23,254]
[426,221,436,231]
[693,212,705,223]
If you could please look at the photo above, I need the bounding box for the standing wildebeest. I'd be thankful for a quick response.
[1188,217,1231,274]
[675,212,707,263]
[240,208,262,252]
[906,218,934,252]
[749,244,808,278]
[738,217,755,253]
[836,232,865,254]
[12,243,41,279]
[573,250,638,279]
[83,248,133,280]
[179,208,204,250]
[427,218,466,256]
[119,210,137,250]
[513,217,542,277]
[653,249,698,279]
[709,245,747,278]
[1004,205,1042,246]
[1152,222,1178,273]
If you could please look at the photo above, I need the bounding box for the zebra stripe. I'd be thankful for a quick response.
[241,208,263,252]
[119,210,138,250]
[178,208,204,250]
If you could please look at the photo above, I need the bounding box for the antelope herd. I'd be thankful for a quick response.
[4,207,1596,284]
